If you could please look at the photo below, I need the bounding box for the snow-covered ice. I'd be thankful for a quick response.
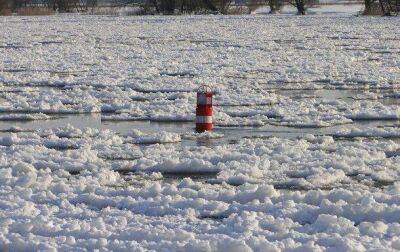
[0,125,400,250]
[0,8,399,251]
[1,12,399,127]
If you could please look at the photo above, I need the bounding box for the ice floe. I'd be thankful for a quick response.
[0,14,399,128]
[0,12,399,251]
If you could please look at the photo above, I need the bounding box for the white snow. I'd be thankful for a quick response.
[1,12,399,127]
[0,8,399,251]
[125,129,182,144]
[0,125,399,250]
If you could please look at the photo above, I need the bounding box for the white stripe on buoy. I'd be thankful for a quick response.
[197,95,212,105]
[196,116,213,124]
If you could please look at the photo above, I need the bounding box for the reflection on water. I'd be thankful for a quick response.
[279,88,400,106]
[0,112,398,144]
[102,120,192,135]
[279,89,356,102]
[0,114,101,132]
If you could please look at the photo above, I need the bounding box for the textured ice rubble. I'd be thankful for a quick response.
[1,13,400,251]
[1,15,399,127]
[0,88,101,114]
[333,126,400,138]
[0,113,52,121]
[346,102,400,121]
[0,125,400,250]
[124,129,181,144]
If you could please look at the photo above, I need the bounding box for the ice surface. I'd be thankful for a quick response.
[0,125,399,250]
[1,9,400,251]
[1,13,399,127]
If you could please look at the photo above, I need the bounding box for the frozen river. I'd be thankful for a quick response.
[0,12,399,251]
[0,88,399,142]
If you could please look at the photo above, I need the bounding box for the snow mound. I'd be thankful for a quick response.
[333,126,400,138]
[125,129,181,144]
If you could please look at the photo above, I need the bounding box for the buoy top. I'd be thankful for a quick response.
[197,84,212,94]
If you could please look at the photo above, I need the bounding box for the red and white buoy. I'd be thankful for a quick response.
[196,85,213,132]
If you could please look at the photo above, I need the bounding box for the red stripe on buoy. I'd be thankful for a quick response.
[196,105,213,116]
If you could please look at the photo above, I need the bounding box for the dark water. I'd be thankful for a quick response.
[0,112,398,145]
